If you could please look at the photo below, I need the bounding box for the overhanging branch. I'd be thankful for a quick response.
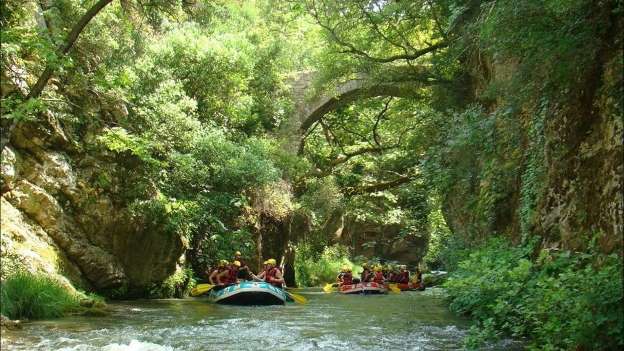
[346,175,413,195]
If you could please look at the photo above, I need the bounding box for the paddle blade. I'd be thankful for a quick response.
[323,283,335,293]
[388,284,401,294]
[190,284,214,296]
[287,292,308,304]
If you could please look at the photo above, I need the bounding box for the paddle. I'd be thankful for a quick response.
[285,290,308,304]
[323,283,338,293]
[190,283,215,296]
[387,283,401,294]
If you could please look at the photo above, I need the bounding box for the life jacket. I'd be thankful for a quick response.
[361,269,372,282]
[265,267,282,287]
[387,272,396,283]
[216,267,229,284]
[372,271,384,283]
[396,271,409,284]
[227,266,239,284]
[341,272,353,285]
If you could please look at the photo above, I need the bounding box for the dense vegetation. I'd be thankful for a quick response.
[1,0,621,348]
[444,238,623,350]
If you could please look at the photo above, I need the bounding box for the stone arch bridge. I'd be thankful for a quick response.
[282,70,440,152]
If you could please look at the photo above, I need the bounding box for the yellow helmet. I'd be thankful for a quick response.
[235,251,242,256]
[233,260,241,267]
[373,265,382,272]
[341,265,349,272]
[362,262,369,268]
[219,259,228,266]
[266,258,277,265]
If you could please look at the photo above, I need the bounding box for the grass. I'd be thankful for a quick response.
[0,271,80,320]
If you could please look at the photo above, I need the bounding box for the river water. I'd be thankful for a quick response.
[1,288,521,350]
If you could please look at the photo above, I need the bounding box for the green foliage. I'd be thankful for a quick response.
[519,100,547,239]
[148,267,195,298]
[99,127,162,166]
[295,243,355,287]
[128,193,199,239]
[423,197,452,269]
[444,237,624,350]
[0,271,79,320]
[473,0,607,99]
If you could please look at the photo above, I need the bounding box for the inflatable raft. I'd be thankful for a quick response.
[209,282,290,305]
[339,282,387,294]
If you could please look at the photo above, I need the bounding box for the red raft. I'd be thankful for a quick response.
[339,282,388,294]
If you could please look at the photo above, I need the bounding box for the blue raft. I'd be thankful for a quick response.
[209,282,291,305]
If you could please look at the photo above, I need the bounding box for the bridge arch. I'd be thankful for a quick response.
[284,71,438,152]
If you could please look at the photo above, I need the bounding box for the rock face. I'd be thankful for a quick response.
[1,114,187,295]
[536,51,623,252]
[442,10,623,253]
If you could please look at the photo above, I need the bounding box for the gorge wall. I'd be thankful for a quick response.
[442,7,623,253]
[1,77,186,296]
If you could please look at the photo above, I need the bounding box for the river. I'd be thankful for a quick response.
[1,288,521,350]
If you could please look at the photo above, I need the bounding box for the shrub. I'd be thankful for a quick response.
[0,271,80,320]
[147,267,196,298]
[444,237,624,350]
[295,243,355,287]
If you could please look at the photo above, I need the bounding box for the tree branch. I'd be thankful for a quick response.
[373,98,392,147]
[1,0,114,152]
[27,0,114,100]
[308,1,447,63]
[346,175,413,195]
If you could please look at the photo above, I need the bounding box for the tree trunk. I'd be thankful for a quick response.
[254,229,263,273]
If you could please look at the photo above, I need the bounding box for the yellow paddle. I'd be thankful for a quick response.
[190,283,215,296]
[285,291,308,304]
[323,283,336,293]
[387,283,401,294]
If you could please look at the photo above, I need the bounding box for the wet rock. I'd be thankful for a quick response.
[0,315,23,330]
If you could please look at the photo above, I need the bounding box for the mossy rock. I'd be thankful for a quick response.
[78,307,110,317]
[423,271,448,286]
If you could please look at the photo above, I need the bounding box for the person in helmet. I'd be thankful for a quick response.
[337,266,353,286]
[217,260,241,285]
[360,262,372,283]
[209,260,228,285]
[382,264,391,281]
[233,251,251,280]
[372,265,385,284]
[252,258,284,288]
[336,266,347,283]
[386,264,396,283]
[396,265,410,284]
